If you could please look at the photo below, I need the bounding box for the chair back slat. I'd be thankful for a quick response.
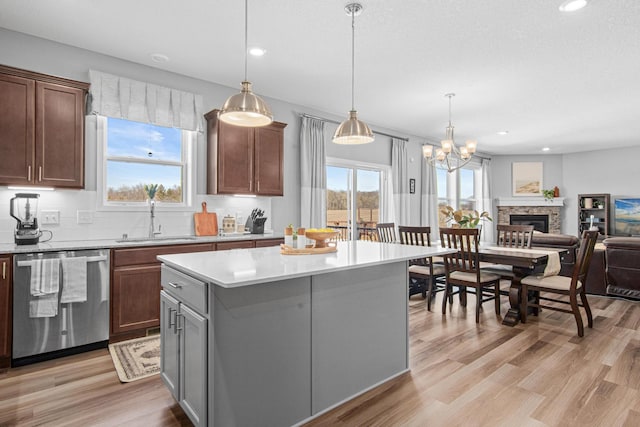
[376,222,397,243]
[439,227,480,274]
[496,224,534,248]
[398,226,431,247]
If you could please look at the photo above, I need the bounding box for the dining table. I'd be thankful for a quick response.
[477,245,570,326]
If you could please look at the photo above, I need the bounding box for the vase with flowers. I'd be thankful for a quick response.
[441,205,493,229]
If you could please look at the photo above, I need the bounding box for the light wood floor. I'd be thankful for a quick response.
[1,292,639,427]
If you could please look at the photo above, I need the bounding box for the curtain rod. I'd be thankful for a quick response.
[299,112,491,160]
[299,113,409,142]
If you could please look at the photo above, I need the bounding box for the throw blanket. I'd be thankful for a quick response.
[484,246,561,277]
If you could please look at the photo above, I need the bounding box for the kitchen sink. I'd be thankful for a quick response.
[115,235,198,243]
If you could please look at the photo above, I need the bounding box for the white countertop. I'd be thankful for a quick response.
[0,233,284,255]
[158,240,457,288]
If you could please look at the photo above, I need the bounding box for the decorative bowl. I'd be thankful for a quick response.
[305,230,339,248]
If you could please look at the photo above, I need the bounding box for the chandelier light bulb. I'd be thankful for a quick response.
[422,145,433,158]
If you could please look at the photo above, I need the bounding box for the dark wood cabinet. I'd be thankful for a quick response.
[254,238,284,248]
[0,65,88,188]
[110,243,214,341]
[111,264,161,336]
[216,240,255,251]
[578,193,610,239]
[205,109,287,196]
[0,256,11,369]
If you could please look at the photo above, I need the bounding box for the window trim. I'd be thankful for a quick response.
[95,115,196,212]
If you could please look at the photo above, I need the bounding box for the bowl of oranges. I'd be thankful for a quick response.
[304,228,339,248]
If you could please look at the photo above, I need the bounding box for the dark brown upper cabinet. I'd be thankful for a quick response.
[0,65,88,189]
[205,109,287,196]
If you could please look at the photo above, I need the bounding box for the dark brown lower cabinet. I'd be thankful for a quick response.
[110,243,214,342]
[111,264,162,336]
[0,256,11,369]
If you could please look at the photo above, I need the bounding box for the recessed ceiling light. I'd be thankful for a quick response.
[542,147,551,152]
[497,130,509,135]
[559,0,587,12]
[249,47,266,57]
[151,53,170,63]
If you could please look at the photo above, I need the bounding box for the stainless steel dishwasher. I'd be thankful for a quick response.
[13,249,109,365]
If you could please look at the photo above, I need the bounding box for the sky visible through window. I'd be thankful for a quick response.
[107,118,182,189]
[327,167,379,191]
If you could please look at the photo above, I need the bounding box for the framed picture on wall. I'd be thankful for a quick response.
[512,162,543,196]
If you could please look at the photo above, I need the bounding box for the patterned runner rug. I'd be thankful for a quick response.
[108,335,161,383]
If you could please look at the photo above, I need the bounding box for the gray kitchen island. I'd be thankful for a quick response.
[158,240,455,427]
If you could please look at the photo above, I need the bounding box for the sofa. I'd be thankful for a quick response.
[530,232,579,277]
[603,237,640,299]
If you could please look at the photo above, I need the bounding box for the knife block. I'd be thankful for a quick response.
[245,217,267,234]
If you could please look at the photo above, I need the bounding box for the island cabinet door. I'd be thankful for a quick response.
[160,291,180,399]
[179,304,207,427]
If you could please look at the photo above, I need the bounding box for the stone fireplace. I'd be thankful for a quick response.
[496,197,565,234]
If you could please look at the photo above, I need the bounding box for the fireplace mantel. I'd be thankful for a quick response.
[496,197,566,207]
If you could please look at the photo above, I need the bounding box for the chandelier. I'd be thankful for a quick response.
[422,93,477,172]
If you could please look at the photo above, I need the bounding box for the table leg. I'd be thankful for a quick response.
[502,275,523,326]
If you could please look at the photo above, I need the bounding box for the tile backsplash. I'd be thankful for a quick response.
[0,189,272,243]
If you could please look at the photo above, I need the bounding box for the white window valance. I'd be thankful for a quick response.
[88,70,204,132]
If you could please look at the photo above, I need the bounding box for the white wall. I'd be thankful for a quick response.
[0,28,428,242]
[7,28,632,242]
[490,147,640,236]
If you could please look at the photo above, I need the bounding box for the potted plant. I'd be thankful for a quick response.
[542,189,555,201]
[441,205,493,228]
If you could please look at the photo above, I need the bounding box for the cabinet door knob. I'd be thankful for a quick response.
[38,166,42,182]
[2,262,5,280]
[167,281,182,289]
[28,165,32,181]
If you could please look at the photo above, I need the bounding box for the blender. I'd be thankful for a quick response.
[10,193,42,245]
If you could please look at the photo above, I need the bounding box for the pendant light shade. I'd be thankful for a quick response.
[219,0,273,127]
[219,81,273,127]
[333,3,374,145]
[333,110,374,145]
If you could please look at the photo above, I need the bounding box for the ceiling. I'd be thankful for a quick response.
[1,0,639,155]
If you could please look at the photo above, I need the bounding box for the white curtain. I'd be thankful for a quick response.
[421,158,440,242]
[88,70,204,131]
[481,158,494,244]
[300,117,327,229]
[382,171,396,225]
[391,138,410,226]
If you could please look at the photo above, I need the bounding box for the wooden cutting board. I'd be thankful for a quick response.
[194,202,218,236]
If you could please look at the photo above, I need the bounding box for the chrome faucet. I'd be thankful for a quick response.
[149,200,162,238]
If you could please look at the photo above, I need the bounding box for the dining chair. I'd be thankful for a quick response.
[397,226,446,310]
[376,222,397,243]
[482,224,535,294]
[439,227,501,323]
[520,229,598,337]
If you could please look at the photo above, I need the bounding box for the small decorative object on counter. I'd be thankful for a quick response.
[222,215,236,233]
[305,228,339,248]
[284,224,294,246]
[297,228,306,248]
[553,186,560,197]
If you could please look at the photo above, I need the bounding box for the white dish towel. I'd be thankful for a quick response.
[29,258,61,317]
[60,257,88,303]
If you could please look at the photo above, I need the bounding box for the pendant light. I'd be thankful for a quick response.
[219,0,273,127]
[333,3,374,145]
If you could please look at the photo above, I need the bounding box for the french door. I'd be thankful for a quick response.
[326,160,386,240]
